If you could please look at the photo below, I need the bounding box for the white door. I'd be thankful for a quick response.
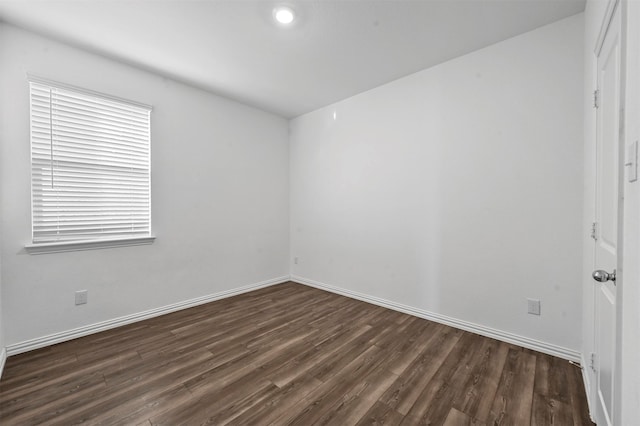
[593,3,621,425]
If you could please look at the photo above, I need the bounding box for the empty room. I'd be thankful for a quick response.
[0,0,639,424]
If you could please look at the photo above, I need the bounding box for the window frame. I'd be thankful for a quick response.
[25,76,155,254]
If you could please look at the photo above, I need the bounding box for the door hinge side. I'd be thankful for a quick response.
[593,89,599,109]
[591,222,598,240]
[590,352,597,372]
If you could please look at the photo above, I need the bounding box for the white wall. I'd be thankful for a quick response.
[0,24,290,347]
[290,15,584,354]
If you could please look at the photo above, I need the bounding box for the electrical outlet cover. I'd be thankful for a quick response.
[75,290,88,305]
[527,298,541,315]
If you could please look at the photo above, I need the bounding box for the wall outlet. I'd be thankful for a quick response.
[527,298,541,315]
[294,257,299,265]
[75,290,88,305]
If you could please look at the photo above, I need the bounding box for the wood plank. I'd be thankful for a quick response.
[384,320,441,376]
[531,392,574,426]
[443,407,486,426]
[277,344,388,425]
[267,323,373,387]
[86,383,193,426]
[37,349,216,424]
[379,325,463,415]
[530,353,582,426]
[222,374,322,425]
[313,366,399,425]
[149,380,277,425]
[486,348,537,425]
[356,401,404,426]
[0,350,139,404]
[566,362,595,426]
[453,339,510,422]
[184,325,317,397]
[401,332,491,425]
[0,352,78,383]
[103,347,226,388]
[306,325,392,383]
[0,370,107,422]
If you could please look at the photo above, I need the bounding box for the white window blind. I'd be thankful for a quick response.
[29,79,152,244]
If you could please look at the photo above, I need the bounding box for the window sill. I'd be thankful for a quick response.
[25,236,156,255]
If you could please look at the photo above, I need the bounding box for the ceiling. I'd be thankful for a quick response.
[0,0,585,118]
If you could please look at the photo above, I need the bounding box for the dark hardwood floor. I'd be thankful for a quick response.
[0,282,593,425]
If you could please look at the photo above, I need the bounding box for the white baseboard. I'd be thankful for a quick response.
[291,275,581,363]
[0,348,7,379]
[5,273,581,363]
[6,275,290,356]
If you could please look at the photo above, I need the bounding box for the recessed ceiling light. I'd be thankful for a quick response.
[273,6,295,25]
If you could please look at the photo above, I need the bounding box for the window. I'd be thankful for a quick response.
[27,77,153,253]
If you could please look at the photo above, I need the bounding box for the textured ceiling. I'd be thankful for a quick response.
[0,0,586,118]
